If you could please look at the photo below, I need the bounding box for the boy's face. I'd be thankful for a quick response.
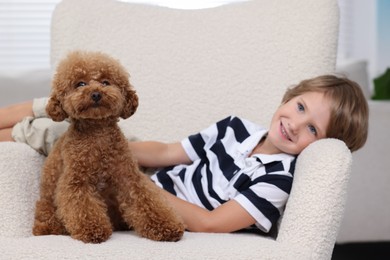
[266,91,331,155]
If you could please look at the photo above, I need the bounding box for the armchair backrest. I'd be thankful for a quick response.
[51,0,339,142]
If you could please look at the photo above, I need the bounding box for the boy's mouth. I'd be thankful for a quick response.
[280,122,292,141]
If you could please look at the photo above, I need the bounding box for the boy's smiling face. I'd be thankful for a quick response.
[263,91,331,155]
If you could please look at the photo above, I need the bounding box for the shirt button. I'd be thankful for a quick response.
[245,161,252,167]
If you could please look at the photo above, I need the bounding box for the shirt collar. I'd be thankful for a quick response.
[253,153,295,165]
[237,129,296,164]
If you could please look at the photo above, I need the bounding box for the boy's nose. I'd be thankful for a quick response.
[288,122,298,135]
[289,117,306,134]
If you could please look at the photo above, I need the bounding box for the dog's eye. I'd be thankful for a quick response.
[76,81,86,88]
[102,80,110,86]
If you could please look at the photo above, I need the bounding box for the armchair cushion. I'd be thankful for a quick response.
[0,142,44,237]
[0,139,350,260]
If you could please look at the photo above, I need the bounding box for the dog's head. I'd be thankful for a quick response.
[46,51,138,121]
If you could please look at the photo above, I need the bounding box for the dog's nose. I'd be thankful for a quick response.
[91,92,102,103]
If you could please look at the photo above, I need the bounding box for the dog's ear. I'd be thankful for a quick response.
[121,84,139,119]
[46,96,68,122]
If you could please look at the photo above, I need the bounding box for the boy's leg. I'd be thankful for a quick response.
[0,97,65,155]
[12,116,69,155]
[0,100,34,130]
[4,97,140,156]
[0,128,13,141]
[0,100,34,141]
[11,97,66,156]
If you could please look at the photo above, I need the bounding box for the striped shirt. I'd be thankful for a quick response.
[151,116,296,232]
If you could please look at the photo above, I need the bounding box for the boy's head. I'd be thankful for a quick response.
[282,75,369,152]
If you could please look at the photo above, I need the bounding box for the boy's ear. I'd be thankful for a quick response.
[46,96,68,122]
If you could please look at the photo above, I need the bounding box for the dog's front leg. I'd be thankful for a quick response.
[55,171,113,243]
[33,148,67,236]
[117,169,185,242]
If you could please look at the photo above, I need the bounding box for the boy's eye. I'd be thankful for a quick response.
[102,80,110,86]
[76,81,86,88]
[309,125,317,136]
[297,102,305,112]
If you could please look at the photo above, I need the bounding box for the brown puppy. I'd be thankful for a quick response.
[32,51,184,243]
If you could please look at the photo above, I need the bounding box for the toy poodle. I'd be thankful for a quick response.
[32,51,185,243]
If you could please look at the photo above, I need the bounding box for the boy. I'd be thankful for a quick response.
[0,74,369,234]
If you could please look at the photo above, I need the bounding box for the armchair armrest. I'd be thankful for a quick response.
[0,142,44,237]
[278,139,352,259]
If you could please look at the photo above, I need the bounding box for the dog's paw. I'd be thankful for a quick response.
[71,222,113,244]
[138,219,185,242]
[33,199,67,236]
[32,220,67,236]
[156,224,185,242]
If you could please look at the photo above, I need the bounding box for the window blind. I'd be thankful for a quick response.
[0,0,61,70]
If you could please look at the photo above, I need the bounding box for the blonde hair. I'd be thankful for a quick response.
[282,75,369,152]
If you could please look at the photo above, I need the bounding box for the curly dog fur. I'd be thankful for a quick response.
[32,51,184,243]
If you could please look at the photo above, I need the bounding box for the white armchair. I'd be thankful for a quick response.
[0,0,347,259]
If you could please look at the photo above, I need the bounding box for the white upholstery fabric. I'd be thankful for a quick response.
[50,0,339,142]
[0,0,347,259]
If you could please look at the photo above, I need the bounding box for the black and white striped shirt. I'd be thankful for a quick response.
[151,116,296,232]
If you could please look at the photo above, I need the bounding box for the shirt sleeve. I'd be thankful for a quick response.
[233,165,294,233]
[181,116,235,162]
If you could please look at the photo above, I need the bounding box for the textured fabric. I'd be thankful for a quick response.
[0,142,44,238]
[50,0,339,143]
[151,116,295,233]
[0,232,286,260]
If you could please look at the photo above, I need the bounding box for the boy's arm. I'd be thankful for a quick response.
[160,188,257,233]
[129,141,192,168]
